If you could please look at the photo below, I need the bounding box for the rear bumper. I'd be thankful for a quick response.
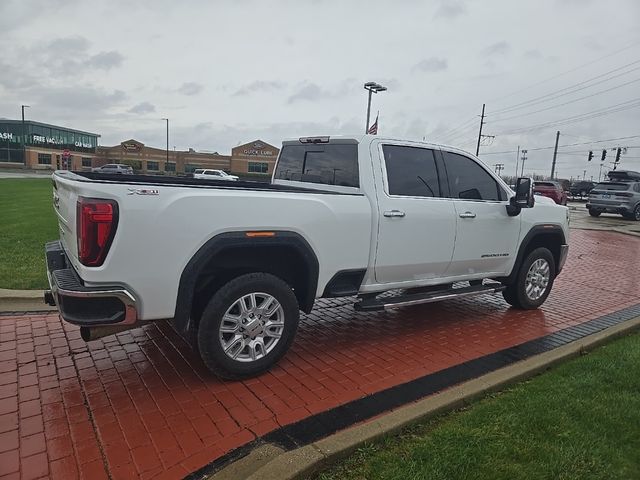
[558,244,569,274]
[586,203,632,214]
[44,241,138,326]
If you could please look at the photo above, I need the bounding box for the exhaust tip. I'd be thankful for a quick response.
[44,290,56,306]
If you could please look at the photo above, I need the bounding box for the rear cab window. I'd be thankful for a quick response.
[274,138,359,189]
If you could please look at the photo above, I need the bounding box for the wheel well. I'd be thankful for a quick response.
[521,232,562,272]
[189,245,313,325]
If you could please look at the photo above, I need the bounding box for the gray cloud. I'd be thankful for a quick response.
[434,0,466,19]
[32,86,126,113]
[233,80,286,96]
[128,101,155,114]
[483,41,510,56]
[178,82,204,96]
[288,83,323,103]
[47,35,90,54]
[413,57,448,73]
[524,49,543,59]
[85,51,124,70]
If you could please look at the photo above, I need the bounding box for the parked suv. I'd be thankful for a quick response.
[569,180,594,197]
[533,181,567,205]
[586,171,640,220]
[193,169,239,181]
[92,164,134,174]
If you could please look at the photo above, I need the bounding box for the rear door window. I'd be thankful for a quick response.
[382,145,441,197]
[275,143,359,187]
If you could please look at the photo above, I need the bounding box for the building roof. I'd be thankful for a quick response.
[0,119,100,137]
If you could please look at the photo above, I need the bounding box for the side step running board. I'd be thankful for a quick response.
[354,283,506,312]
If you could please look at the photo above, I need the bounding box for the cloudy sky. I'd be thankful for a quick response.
[1,0,639,179]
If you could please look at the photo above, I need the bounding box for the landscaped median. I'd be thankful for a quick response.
[310,332,640,480]
[0,178,57,290]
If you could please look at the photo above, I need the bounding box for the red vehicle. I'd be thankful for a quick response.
[533,181,568,205]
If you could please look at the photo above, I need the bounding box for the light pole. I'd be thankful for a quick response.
[21,105,30,165]
[363,82,387,133]
[161,118,169,172]
[520,149,528,177]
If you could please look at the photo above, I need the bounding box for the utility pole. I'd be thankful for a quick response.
[21,104,30,165]
[494,163,504,176]
[161,118,169,172]
[475,103,485,156]
[363,82,387,133]
[583,169,587,180]
[514,145,520,179]
[520,149,528,177]
[550,130,560,179]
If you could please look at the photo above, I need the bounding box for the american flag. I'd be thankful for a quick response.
[367,113,378,135]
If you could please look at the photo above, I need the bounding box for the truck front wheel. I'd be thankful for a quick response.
[502,247,556,310]
[197,272,300,379]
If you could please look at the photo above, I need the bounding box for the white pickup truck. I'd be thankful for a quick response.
[45,135,569,378]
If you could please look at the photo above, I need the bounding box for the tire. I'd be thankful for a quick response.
[502,247,556,310]
[588,209,601,217]
[197,272,299,379]
[633,205,640,222]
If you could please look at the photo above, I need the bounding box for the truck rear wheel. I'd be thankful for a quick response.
[502,247,555,310]
[197,272,299,379]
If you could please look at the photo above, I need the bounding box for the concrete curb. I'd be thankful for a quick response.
[0,289,55,313]
[210,315,640,480]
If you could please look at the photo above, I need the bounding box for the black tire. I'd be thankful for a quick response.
[197,272,299,379]
[588,209,601,217]
[633,205,640,222]
[502,247,556,310]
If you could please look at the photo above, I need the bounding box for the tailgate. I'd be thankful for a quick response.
[52,172,80,261]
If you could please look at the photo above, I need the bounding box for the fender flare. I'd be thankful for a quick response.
[172,231,319,333]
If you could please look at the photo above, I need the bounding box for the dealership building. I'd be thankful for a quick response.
[0,118,279,177]
[94,139,279,176]
[0,119,99,170]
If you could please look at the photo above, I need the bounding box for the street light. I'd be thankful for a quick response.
[21,105,30,165]
[363,82,387,133]
[161,118,169,173]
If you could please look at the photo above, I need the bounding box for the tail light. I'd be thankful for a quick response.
[77,197,118,266]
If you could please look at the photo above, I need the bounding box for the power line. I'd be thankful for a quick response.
[488,39,640,105]
[436,117,477,141]
[495,98,640,135]
[490,60,640,115]
[488,77,640,123]
[480,135,640,155]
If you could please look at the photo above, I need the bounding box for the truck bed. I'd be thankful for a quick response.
[75,171,359,195]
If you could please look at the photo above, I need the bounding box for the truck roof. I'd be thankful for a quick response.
[282,135,477,158]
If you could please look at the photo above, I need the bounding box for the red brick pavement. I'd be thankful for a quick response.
[1,229,639,479]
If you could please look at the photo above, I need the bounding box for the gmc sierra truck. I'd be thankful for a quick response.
[45,135,569,378]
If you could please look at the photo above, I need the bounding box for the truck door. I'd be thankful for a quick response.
[373,142,457,284]
[439,150,521,277]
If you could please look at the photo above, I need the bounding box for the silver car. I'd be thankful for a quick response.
[92,164,134,174]
[586,171,640,221]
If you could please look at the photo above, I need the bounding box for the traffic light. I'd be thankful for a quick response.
[601,149,607,161]
[588,150,593,161]
[615,147,621,163]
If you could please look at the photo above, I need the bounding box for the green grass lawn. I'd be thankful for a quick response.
[313,333,640,480]
[0,178,58,289]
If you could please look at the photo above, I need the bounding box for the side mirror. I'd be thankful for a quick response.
[506,177,535,216]
[514,177,535,208]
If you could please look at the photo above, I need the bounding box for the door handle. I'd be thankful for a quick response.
[383,210,406,218]
[459,211,476,218]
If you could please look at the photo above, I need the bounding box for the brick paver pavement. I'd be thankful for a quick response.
[1,229,639,479]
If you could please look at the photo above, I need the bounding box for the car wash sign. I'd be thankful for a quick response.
[0,132,14,140]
